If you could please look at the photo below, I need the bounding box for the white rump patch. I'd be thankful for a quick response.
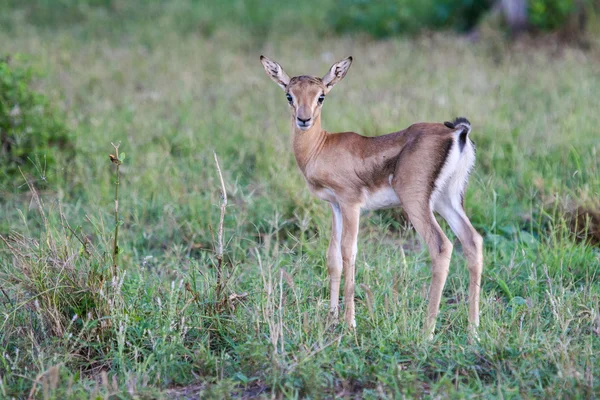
[431,130,476,213]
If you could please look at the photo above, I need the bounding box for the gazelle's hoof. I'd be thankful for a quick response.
[344,314,356,329]
[424,328,434,341]
[327,308,339,325]
[424,322,435,341]
[468,325,480,344]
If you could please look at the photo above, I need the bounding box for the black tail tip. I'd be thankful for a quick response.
[444,117,470,129]
[453,117,470,126]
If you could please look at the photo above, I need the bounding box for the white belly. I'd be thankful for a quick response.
[313,187,338,203]
[362,186,401,210]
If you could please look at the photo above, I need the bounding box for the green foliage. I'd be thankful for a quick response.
[529,0,579,30]
[0,0,120,28]
[328,0,493,37]
[2,0,596,40]
[0,56,72,189]
[0,0,335,39]
[528,0,597,32]
[0,208,113,343]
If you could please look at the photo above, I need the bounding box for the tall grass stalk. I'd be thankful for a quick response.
[213,151,227,304]
[109,142,122,277]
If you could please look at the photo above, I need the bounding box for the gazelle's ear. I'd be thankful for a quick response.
[260,55,290,91]
[322,56,352,93]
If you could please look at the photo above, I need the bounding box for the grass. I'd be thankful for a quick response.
[1,2,600,398]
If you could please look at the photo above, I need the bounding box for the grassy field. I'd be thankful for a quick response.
[1,2,600,398]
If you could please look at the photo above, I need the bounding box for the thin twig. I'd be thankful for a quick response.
[63,222,91,257]
[213,151,227,303]
[279,269,284,356]
[110,142,121,277]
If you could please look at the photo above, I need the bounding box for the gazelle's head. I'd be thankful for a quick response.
[260,55,352,131]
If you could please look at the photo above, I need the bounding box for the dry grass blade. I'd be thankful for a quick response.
[213,151,229,309]
[213,151,228,261]
[281,269,295,292]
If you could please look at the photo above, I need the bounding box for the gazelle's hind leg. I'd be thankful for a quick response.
[396,191,453,338]
[434,196,483,331]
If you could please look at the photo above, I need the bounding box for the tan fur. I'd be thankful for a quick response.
[260,56,483,335]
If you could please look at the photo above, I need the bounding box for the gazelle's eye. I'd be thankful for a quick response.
[286,93,293,103]
[317,94,325,104]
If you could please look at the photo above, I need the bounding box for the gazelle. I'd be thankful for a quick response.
[260,55,483,336]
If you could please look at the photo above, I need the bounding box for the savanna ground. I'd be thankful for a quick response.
[1,2,600,398]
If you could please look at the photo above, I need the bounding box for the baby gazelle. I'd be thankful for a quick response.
[260,55,483,336]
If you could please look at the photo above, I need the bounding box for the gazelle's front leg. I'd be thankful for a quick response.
[340,203,360,328]
[327,203,343,318]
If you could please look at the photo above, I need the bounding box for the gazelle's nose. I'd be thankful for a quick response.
[297,116,311,124]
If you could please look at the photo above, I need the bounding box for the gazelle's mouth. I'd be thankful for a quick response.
[296,121,312,130]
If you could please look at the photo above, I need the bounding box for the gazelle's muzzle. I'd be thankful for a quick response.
[296,116,312,130]
[295,105,314,130]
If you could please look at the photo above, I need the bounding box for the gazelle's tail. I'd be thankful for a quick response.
[444,117,471,152]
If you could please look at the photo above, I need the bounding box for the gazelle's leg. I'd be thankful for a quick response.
[327,203,343,318]
[340,203,360,328]
[401,200,453,338]
[435,199,483,331]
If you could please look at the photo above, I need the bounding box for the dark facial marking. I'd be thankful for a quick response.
[288,75,325,88]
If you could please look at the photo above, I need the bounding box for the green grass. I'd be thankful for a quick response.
[1,3,600,398]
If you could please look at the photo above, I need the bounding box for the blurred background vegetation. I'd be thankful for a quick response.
[1,0,599,398]
[0,0,597,38]
[1,0,598,190]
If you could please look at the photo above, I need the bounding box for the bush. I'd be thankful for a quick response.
[529,0,581,30]
[328,0,493,37]
[0,184,116,384]
[0,56,73,189]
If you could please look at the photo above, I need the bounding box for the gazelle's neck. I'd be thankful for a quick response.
[292,115,327,173]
